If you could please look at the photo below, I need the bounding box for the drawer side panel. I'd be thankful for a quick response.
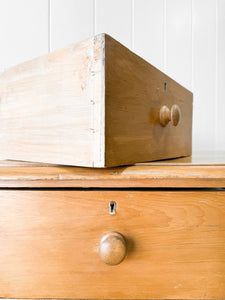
[0,34,105,167]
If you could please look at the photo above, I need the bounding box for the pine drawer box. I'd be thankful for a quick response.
[0,34,193,167]
[0,152,225,299]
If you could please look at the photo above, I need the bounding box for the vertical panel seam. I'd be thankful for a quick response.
[93,0,96,35]
[191,0,194,92]
[48,0,51,52]
[131,0,135,50]
[215,0,218,150]
[163,0,167,72]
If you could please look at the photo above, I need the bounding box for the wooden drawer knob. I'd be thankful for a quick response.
[160,104,181,126]
[99,232,127,265]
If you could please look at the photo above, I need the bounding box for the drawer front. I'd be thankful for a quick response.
[105,34,193,167]
[0,190,224,299]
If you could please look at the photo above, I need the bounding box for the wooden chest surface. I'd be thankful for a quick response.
[0,152,224,299]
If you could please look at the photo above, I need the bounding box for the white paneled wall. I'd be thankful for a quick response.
[165,0,192,90]
[217,0,225,151]
[0,0,224,151]
[0,0,48,71]
[50,0,94,51]
[134,0,164,70]
[193,0,217,151]
[95,0,132,48]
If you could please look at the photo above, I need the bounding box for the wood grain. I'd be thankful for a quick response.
[0,152,224,188]
[105,34,193,167]
[0,33,192,168]
[0,34,105,167]
[0,190,224,299]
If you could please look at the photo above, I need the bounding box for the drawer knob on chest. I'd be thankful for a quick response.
[160,104,181,126]
[99,232,127,265]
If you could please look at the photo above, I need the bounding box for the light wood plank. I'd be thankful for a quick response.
[0,0,48,70]
[50,0,94,51]
[165,0,192,90]
[0,191,224,299]
[95,0,132,48]
[0,34,105,167]
[133,0,164,71]
[192,0,217,151]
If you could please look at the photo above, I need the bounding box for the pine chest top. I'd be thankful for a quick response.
[0,151,224,188]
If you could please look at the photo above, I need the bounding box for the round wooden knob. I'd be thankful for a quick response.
[99,232,127,265]
[159,104,181,126]
[171,104,181,126]
[159,105,171,126]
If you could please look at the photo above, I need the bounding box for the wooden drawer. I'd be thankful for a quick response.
[0,190,224,299]
[0,34,192,168]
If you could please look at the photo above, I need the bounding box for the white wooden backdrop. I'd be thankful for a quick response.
[0,0,224,152]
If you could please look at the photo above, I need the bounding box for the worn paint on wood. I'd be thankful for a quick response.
[0,34,105,167]
[0,34,192,167]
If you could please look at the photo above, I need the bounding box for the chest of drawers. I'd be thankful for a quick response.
[0,152,224,299]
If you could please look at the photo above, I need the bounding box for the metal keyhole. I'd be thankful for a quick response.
[164,82,167,92]
[109,201,116,215]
